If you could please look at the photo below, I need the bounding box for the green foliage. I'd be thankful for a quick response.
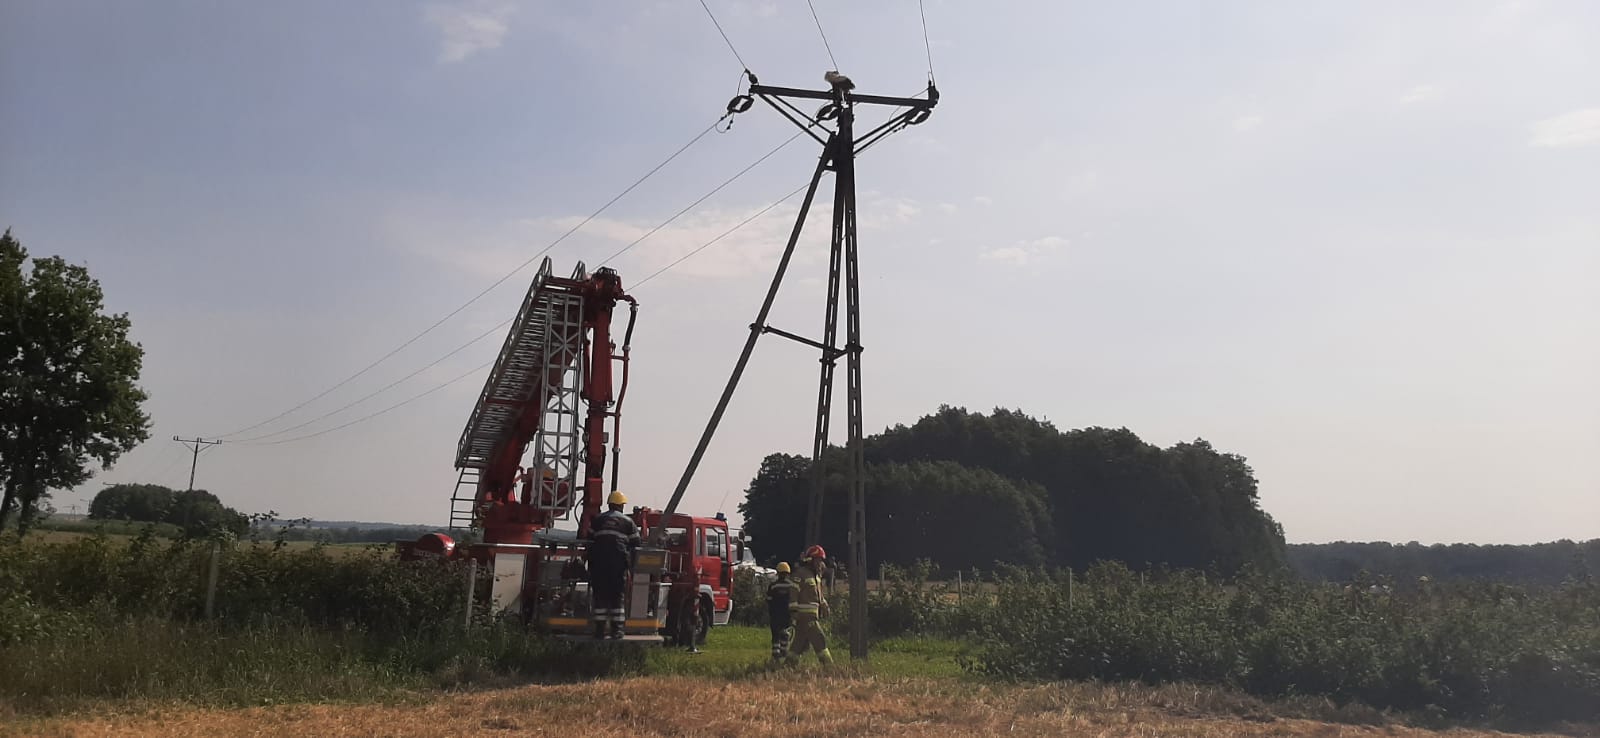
[0,229,151,533]
[88,483,248,537]
[729,566,770,626]
[862,562,1600,727]
[1290,539,1600,586]
[867,407,1287,574]
[740,453,1052,573]
[739,406,1286,577]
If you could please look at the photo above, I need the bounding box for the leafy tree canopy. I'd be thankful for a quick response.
[89,483,247,536]
[740,406,1287,576]
[1,229,151,533]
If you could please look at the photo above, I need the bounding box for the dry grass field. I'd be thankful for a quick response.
[10,675,1587,738]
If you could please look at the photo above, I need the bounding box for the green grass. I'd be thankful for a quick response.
[0,615,963,718]
[647,625,966,680]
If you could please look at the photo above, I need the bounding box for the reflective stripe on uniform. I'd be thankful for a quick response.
[790,603,820,612]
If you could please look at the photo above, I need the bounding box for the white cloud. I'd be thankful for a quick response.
[980,247,1030,265]
[938,203,958,215]
[1528,108,1600,148]
[1233,115,1264,132]
[980,236,1068,266]
[859,196,921,230]
[424,2,514,63]
[972,195,993,207]
[1400,84,1441,104]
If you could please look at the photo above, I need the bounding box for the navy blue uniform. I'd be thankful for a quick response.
[765,575,797,659]
[587,510,640,636]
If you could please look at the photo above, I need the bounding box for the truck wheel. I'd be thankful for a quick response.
[696,597,712,645]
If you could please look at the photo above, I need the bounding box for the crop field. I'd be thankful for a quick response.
[4,533,1597,736]
[4,626,1583,738]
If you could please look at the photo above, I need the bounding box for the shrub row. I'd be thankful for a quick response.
[824,561,1600,726]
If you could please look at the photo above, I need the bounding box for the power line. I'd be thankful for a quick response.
[240,182,838,445]
[631,181,810,290]
[244,359,494,446]
[230,316,514,443]
[227,133,809,447]
[631,89,933,290]
[806,0,840,70]
[209,118,725,440]
[697,0,749,71]
[918,0,936,83]
[597,130,806,267]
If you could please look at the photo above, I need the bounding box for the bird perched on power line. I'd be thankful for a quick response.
[824,70,854,92]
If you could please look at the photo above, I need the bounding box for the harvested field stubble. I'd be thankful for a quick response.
[9,676,1587,738]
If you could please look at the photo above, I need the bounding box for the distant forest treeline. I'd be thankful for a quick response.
[738,406,1594,587]
[1288,539,1599,586]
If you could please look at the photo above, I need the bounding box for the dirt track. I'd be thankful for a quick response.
[11,675,1583,738]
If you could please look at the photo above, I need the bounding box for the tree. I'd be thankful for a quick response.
[0,229,151,533]
[88,483,248,536]
[749,405,1290,576]
[738,451,1054,572]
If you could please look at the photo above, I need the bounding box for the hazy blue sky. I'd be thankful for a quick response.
[3,1,1596,544]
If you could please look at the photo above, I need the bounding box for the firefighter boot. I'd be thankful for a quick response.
[593,622,607,640]
[610,620,625,640]
[818,648,834,666]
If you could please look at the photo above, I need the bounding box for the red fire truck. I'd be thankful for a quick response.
[402,259,739,643]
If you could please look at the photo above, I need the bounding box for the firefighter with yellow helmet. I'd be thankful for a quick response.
[765,561,797,660]
[587,489,639,639]
[786,544,833,665]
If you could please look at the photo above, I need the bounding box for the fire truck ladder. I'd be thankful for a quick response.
[450,257,588,529]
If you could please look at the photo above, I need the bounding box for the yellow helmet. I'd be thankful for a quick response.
[607,490,628,506]
[776,562,791,574]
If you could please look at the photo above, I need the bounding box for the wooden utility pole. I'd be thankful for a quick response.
[172,436,222,529]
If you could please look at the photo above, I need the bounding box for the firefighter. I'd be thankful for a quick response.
[765,562,797,661]
[786,545,833,665]
[587,490,639,639]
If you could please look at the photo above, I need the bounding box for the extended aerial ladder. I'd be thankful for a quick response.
[451,258,635,545]
[411,257,737,643]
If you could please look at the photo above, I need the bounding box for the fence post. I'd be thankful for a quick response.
[1066,567,1074,611]
[204,542,220,619]
[956,571,963,602]
[879,564,885,593]
[464,558,478,631]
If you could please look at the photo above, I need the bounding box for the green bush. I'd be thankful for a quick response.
[965,563,1600,726]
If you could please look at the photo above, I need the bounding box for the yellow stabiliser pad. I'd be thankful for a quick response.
[546,616,660,629]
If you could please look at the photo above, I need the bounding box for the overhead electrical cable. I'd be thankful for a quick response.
[208,118,724,440]
[244,359,494,446]
[230,317,514,443]
[632,87,933,290]
[229,132,810,445]
[697,0,750,71]
[805,0,840,70]
[918,0,936,83]
[630,181,810,290]
[597,130,807,267]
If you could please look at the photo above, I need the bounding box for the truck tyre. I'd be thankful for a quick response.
[697,596,712,645]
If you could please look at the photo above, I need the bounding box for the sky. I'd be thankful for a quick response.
[2,1,1597,545]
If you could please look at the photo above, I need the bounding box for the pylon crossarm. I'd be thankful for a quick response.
[749,85,936,110]
[755,92,833,144]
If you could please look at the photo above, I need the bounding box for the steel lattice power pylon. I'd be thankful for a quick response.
[658,71,938,660]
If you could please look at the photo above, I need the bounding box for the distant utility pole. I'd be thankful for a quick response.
[172,436,223,529]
